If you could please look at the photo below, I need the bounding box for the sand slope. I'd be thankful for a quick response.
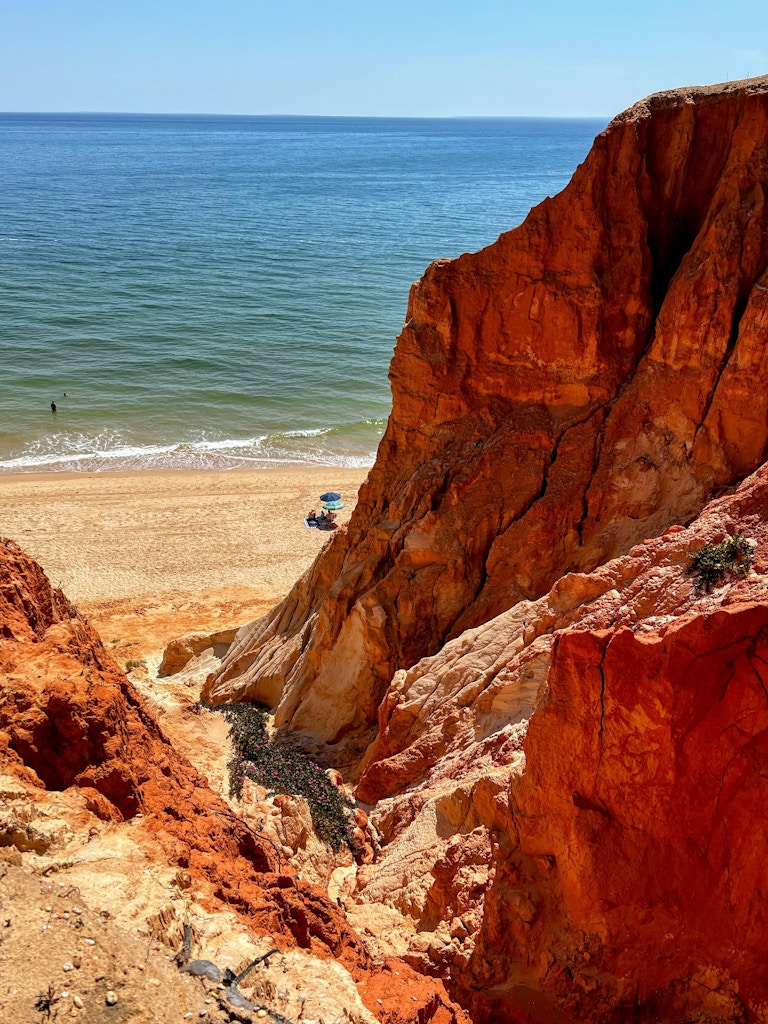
[0,465,369,662]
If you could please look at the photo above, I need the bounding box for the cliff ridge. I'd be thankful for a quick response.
[206,77,768,765]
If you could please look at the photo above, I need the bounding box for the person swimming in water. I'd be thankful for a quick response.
[50,401,57,413]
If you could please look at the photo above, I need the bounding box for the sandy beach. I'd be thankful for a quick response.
[0,465,369,660]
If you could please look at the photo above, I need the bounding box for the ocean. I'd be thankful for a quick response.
[0,114,606,474]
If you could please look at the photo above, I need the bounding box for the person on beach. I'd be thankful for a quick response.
[307,508,318,522]
[50,401,57,413]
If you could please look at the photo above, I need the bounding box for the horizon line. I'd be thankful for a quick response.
[0,110,611,120]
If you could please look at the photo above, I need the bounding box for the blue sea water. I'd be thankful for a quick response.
[0,114,606,474]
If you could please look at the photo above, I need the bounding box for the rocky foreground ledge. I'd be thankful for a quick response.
[0,536,468,1024]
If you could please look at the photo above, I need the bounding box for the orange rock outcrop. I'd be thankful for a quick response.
[0,537,469,1024]
[358,463,768,1022]
[205,77,768,765]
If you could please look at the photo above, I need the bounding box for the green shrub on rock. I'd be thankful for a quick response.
[211,702,356,852]
[685,534,754,592]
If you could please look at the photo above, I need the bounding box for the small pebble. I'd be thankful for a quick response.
[183,1015,193,1021]
[45,906,52,912]
[69,1011,79,1019]
[73,996,84,1009]
[63,912,70,921]
[105,990,118,1006]
[199,1012,207,1019]
[84,938,96,946]
[149,978,160,987]
[71,957,81,969]
[63,963,74,972]
[257,1012,267,1019]
[72,907,83,915]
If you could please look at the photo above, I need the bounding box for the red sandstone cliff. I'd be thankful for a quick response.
[197,76,768,1022]
[346,463,768,1023]
[205,77,768,764]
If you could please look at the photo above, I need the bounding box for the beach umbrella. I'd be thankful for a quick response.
[322,500,345,511]
[319,491,342,502]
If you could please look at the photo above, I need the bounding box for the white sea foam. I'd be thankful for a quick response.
[179,436,268,452]
[280,427,332,438]
[0,428,379,474]
[0,441,178,470]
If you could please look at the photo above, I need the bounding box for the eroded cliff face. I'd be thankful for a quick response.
[0,538,469,1024]
[205,77,768,759]
[340,464,768,1023]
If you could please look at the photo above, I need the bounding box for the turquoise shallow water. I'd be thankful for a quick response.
[0,114,606,473]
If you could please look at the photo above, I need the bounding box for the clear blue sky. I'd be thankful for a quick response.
[1,0,766,117]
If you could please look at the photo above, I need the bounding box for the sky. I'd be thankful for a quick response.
[0,0,766,118]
